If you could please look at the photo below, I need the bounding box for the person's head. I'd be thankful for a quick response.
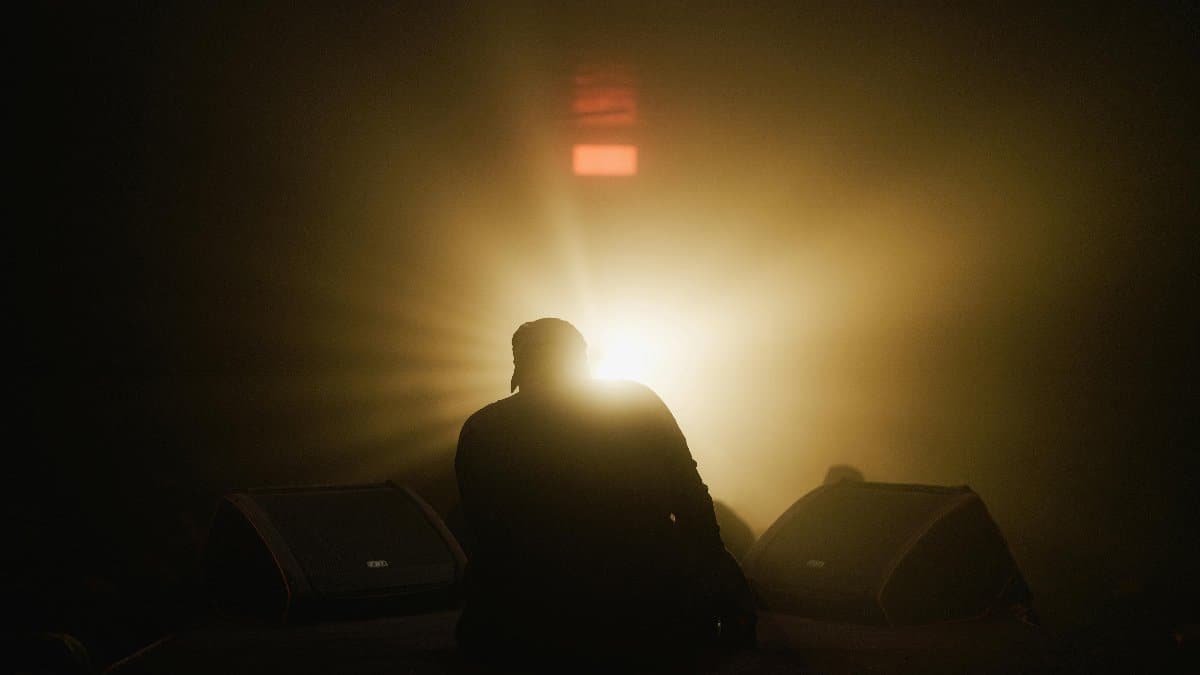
[823,464,865,485]
[510,318,589,392]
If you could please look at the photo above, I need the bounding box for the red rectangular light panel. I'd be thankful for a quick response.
[573,144,638,176]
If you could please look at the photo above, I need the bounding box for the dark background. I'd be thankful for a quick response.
[13,2,1198,667]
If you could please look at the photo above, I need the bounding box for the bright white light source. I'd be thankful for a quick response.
[591,325,657,382]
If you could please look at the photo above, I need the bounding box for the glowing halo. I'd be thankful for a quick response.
[589,324,659,383]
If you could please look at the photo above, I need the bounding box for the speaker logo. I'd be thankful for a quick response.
[806,559,826,569]
[366,560,390,568]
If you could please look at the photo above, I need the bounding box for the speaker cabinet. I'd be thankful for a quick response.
[744,482,1028,626]
[204,483,466,623]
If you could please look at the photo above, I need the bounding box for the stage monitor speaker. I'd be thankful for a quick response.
[204,482,466,623]
[744,482,1029,626]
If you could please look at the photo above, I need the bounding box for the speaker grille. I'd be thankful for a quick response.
[253,487,456,597]
[756,486,955,604]
[746,482,1022,625]
[206,484,465,622]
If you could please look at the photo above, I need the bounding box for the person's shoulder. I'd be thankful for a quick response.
[458,391,535,444]
[591,378,658,398]
[590,379,670,412]
[461,395,520,436]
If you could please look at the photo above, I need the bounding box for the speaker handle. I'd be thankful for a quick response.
[875,491,975,626]
[224,492,314,622]
[389,482,468,576]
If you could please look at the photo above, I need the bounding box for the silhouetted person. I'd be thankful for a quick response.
[822,463,865,485]
[455,318,755,666]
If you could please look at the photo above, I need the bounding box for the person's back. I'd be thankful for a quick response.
[455,319,753,663]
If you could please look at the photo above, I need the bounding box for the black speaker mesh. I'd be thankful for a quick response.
[747,482,1021,625]
[253,487,456,597]
[755,486,955,611]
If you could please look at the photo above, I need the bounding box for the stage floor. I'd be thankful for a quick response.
[105,610,1066,674]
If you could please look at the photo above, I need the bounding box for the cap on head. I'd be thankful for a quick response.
[511,318,588,392]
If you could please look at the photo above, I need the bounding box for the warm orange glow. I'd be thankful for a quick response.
[572,64,637,127]
[573,144,638,176]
